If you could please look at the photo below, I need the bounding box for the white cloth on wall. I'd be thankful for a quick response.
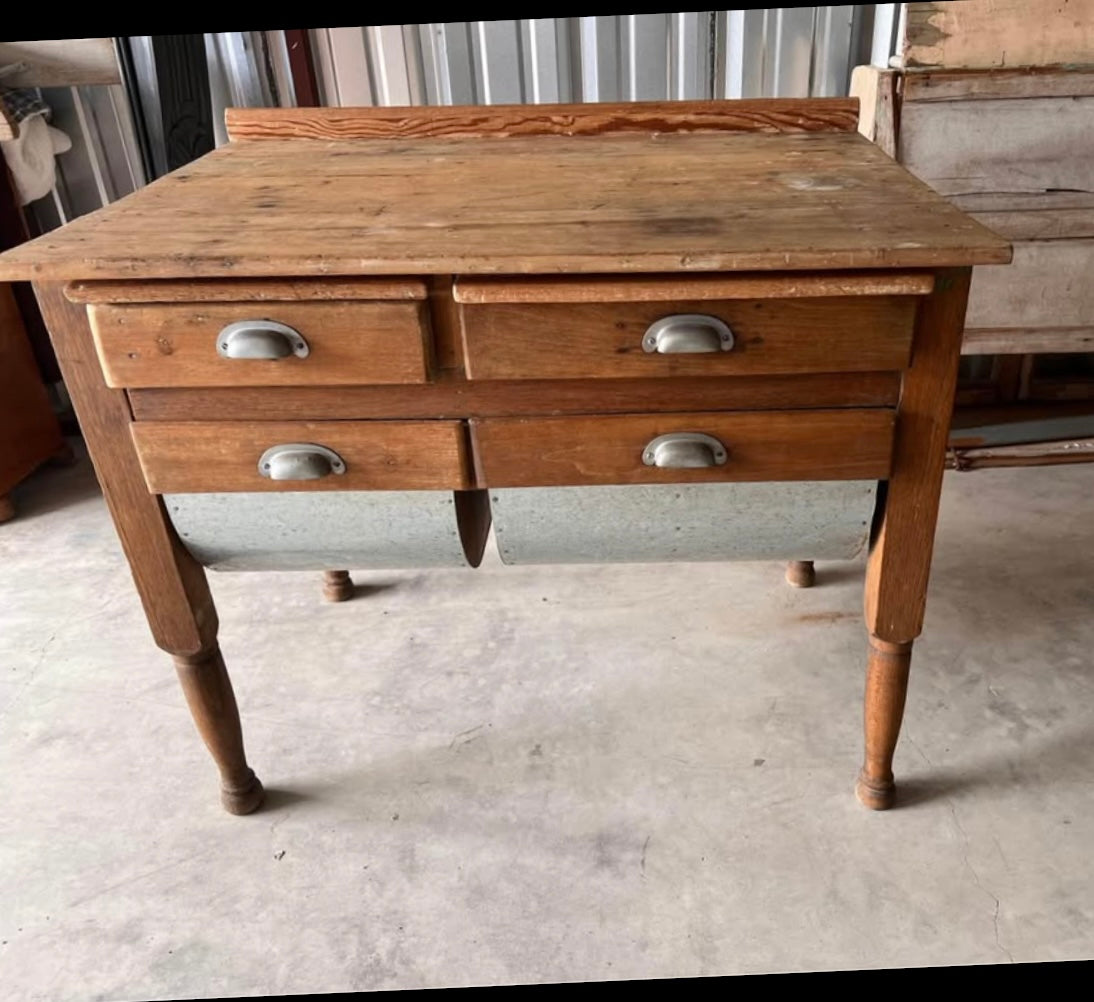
[1,110,72,206]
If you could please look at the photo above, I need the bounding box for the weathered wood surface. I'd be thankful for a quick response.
[0,38,120,86]
[966,241,1094,331]
[454,272,934,303]
[460,296,916,381]
[962,327,1094,356]
[225,99,861,140]
[127,372,903,422]
[31,282,217,657]
[91,300,429,388]
[947,437,1094,469]
[865,268,972,644]
[131,420,472,493]
[471,409,894,488]
[67,278,428,303]
[849,66,899,159]
[0,129,1011,281]
[903,1,1094,70]
[903,67,1094,103]
[899,95,1094,198]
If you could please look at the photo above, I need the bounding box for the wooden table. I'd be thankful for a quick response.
[0,99,1011,814]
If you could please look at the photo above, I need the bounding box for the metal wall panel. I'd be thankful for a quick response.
[314,10,887,109]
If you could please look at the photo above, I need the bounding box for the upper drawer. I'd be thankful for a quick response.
[456,274,929,382]
[90,300,430,388]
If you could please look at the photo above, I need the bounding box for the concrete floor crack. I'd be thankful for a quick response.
[947,798,1015,964]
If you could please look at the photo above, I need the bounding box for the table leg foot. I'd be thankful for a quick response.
[857,635,912,811]
[0,493,14,523]
[174,645,265,815]
[322,569,355,602]
[785,560,815,588]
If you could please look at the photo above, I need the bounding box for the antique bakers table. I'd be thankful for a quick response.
[0,99,1011,814]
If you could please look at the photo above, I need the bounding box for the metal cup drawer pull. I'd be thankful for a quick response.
[217,320,310,360]
[642,314,734,354]
[642,433,728,468]
[258,443,346,481]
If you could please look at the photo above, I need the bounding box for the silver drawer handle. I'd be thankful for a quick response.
[218,320,309,360]
[642,433,728,469]
[258,444,346,481]
[642,314,734,354]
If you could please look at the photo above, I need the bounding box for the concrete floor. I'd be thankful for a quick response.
[1,444,1092,999]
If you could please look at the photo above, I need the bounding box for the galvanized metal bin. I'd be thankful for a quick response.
[489,481,877,565]
[165,490,489,571]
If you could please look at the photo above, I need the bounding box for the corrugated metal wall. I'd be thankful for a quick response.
[308,10,894,109]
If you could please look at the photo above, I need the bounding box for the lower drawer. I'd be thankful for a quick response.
[471,410,894,487]
[131,420,471,493]
[490,481,877,565]
[166,489,490,570]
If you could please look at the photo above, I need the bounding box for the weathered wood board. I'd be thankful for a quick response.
[903,1,1094,70]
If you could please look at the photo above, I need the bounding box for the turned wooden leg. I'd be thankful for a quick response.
[322,569,354,602]
[785,560,815,588]
[174,646,265,815]
[855,636,912,810]
[0,492,14,523]
[35,283,263,816]
[859,269,972,810]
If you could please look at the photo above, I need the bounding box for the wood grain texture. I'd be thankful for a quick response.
[855,637,913,810]
[127,372,903,422]
[0,38,120,86]
[67,277,428,303]
[962,327,1094,355]
[174,647,264,815]
[31,282,217,657]
[0,131,1011,281]
[454,271,934,303]
[899,96,1094,197]
[321,570,355,602]
[903,0,1094,70]
[460,296,916,381]
[850,65,899,159]
[471,410,894,488]
[0,283,63,491]
[90,300,429,388]
[130,420,472,493]
[965,241,1094,330]
[865,268,972,643]
[225,99,861,141]
[947,438,1094,469]
[903,66,1094,103]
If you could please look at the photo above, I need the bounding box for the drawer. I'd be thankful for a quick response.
[130,420,471,493]
[90,300,430,388]
[471,410,894,487]
[458,297,917,380]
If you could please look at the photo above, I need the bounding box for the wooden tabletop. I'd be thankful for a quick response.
[0,130,1011,281]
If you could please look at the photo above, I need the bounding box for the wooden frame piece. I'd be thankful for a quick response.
[225,98,861,141]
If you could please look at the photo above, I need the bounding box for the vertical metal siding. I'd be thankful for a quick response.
[311,10,887,109]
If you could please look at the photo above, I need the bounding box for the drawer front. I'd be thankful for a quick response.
[91,301,429,388]
[472,410,894,487]
[460,297,916,381]
[131,420,471,493]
